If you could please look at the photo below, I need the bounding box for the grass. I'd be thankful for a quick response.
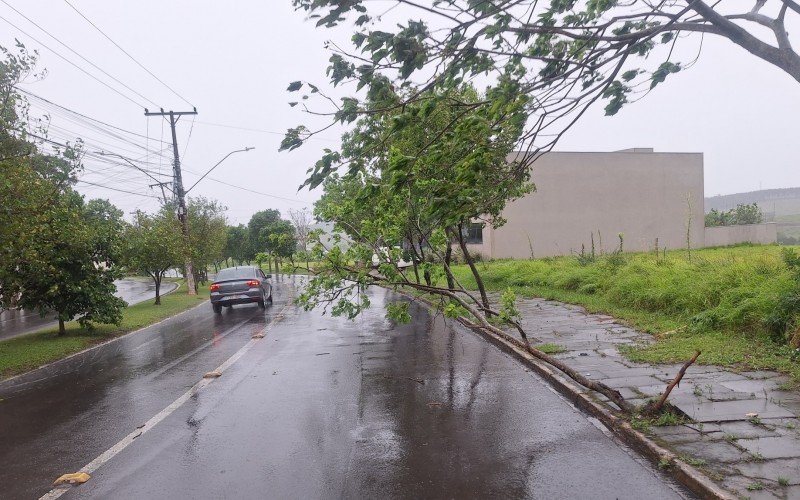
[451,244,800,382]
[679,455,708,467]
[536,342,567,354]
[0,280,208,380]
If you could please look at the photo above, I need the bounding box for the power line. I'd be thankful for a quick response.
[62,0,194,108]
[0,0,161,108]
[0,13,145,108]
[193,120,337,142]
[39,120,171,159]
[181,169,312,206]
[181,114,196,159]
[16,127,172,188]
[77,178,160,199]
[16,89,178,163]
[18,88,166,142]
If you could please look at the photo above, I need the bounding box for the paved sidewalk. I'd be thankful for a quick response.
[503,295,800,499]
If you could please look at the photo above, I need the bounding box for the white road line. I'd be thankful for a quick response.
[143,318,252,380]
[39,302,291,500]
[131,337,160,351]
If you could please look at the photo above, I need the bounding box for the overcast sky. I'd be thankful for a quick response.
[2,1,798,224]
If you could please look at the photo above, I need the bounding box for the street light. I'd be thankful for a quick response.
[185,147,255,194]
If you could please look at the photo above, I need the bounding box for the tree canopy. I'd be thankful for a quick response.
[122,208,182,305]
[0,44,125,334]
[286,0,800,178]
[705,203,765,227]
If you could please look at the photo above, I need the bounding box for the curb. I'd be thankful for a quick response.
[400,290,733,500]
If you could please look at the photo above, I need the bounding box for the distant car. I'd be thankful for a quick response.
[371,246,413,269]
[209,266,272,314]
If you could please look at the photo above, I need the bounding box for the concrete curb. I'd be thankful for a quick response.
[400,290,733,500]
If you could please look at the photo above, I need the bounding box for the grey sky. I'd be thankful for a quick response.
[1,1,798,224]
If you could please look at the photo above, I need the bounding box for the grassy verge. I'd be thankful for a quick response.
[451,244,800,382]
[0,280,209,380]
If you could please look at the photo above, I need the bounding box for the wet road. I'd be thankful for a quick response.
[0,277,689,499]
[0,278,179,341]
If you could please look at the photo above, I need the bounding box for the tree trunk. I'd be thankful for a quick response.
[415,242,432,286]
[444,243,455,290]
[58,318,65,336]
[457,223,490,311]
[154,275,162,305]
[411,261,421,284]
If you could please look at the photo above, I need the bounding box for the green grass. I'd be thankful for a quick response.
[0,280,208,380]
[536,343,567,354]
[451,244,800,382]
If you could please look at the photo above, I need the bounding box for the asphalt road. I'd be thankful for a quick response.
[0,276,689,499]
[0,278,179,341]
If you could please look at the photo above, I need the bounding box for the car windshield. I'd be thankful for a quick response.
[215,267,256,281]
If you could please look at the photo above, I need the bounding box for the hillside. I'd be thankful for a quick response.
[706,187,800,219]
[705,187,800,242]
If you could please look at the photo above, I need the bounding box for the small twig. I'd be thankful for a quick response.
[651,350,701,414]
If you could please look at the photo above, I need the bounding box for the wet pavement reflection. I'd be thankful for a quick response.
[0,275,295,499]
[4,281,694,500]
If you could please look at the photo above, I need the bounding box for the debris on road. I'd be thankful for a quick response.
[203,371,222,378]
[53,472,90,486]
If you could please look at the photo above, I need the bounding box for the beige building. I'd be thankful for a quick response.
[466,148,776,259]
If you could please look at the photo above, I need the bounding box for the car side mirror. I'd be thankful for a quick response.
[266,274,272,279]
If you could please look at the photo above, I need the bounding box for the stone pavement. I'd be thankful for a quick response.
[500,295,800,499]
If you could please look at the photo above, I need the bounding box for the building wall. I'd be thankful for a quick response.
[467,149,706,259]
[704,223,778,247]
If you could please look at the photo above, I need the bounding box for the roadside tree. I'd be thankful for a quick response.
[224,224,252,266]
[122,209,182,305]
[0,45,124,334]
[292,73,634,410]
[4,186,126,334]
[289,208,314,265]
[186,196,227,283]
[247,209,297,273]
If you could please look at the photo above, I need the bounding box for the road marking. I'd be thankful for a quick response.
[142,318,253,380]
[39,301,292,500]
[131,337,160,351]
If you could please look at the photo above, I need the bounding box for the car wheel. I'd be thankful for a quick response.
[212,303,222,314]
[258,290,266,309]
[268,292,273,304]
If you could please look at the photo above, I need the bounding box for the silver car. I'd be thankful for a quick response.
[209,266,272,314]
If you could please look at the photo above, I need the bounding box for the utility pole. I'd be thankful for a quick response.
[145,107,198,295]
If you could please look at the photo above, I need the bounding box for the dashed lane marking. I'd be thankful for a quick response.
[39,301,292,500]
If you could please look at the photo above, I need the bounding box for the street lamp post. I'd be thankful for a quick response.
[98,147,255,294]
